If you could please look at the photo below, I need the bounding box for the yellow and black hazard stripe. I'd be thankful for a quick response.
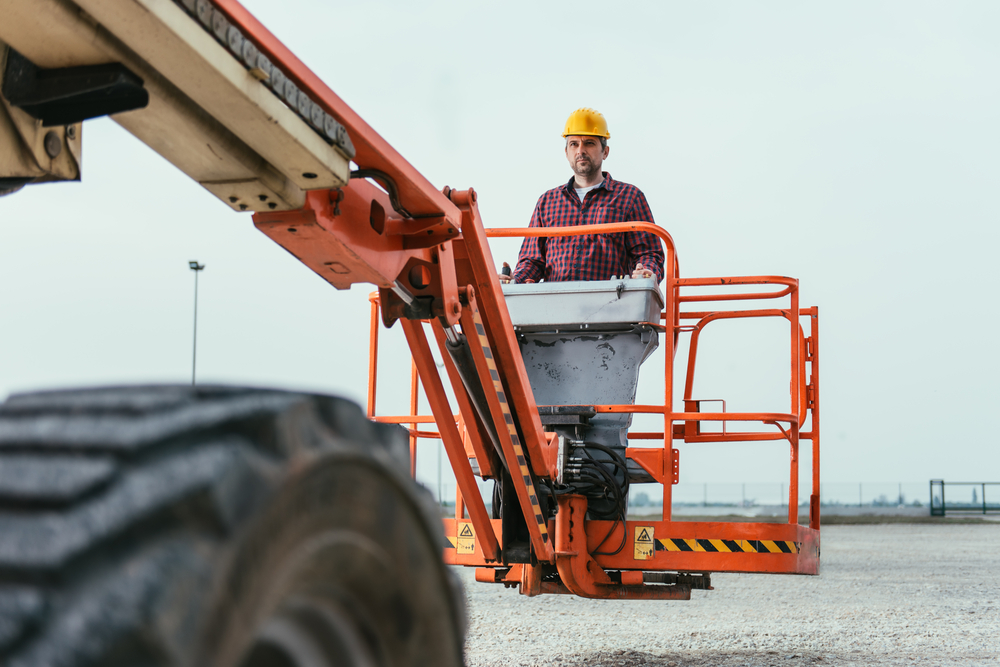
[445,536,457,548]
[656,538,800,554]
[471,311,549,545]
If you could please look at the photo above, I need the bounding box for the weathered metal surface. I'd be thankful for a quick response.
[505,281,661,482]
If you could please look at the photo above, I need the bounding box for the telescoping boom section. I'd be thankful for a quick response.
[0,0,819,600]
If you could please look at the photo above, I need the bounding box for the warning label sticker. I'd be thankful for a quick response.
[634,526,654,560]
[456,522,476,555]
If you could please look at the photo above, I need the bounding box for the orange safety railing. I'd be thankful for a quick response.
[366,222,820,535]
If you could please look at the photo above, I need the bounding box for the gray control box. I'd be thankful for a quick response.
[502,278,665,484]
[502,278,664,331]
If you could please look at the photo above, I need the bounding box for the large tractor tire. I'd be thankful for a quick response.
[0,386,465,667]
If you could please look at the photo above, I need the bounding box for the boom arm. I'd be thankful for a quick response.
[0,0,556,564]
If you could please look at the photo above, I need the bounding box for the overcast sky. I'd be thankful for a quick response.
[2,1,998,497]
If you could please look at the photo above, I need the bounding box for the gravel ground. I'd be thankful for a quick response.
[461,524,1000,666]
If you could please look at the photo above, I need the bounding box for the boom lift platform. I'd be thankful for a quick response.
[0,0,819,662]
[367,229,820,600]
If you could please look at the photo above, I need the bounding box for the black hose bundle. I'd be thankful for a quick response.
[496,443,631,556]
[548,443,630,556]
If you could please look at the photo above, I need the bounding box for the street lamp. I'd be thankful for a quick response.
[189,261,205,385]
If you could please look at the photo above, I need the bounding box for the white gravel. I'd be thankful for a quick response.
[460,524,1000,666]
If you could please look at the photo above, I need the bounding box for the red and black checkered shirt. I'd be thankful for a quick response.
[511,172,665,284]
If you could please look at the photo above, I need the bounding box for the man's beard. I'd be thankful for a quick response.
[573,159,599,179]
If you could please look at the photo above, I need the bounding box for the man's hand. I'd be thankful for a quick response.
[631,263,654,280]
[498,261,512,283]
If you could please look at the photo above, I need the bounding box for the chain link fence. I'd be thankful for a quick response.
[628,482,930,509]
[434,480,936,512]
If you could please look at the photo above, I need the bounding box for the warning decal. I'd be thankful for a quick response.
[634,526,654,560]
[456,522,476,555]
[655,538,800,554]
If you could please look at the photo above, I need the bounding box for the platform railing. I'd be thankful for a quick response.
[366,221,820,532]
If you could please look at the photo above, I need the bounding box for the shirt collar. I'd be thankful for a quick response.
[564,172,615,195]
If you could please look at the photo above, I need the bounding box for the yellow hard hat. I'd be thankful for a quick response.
[562,107,610,139]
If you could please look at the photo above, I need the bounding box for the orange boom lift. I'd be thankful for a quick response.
[0,0,819,605]
[231,1,821,598]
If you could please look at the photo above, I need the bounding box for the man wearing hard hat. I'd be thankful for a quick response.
[501,108,664,284]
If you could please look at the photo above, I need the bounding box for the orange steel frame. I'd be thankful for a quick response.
[366,223,821,599]
[221,0,820,600]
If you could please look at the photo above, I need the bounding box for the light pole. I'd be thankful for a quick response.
[189,261,205,385]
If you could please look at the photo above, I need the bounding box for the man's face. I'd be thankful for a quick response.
[565,135,609,179]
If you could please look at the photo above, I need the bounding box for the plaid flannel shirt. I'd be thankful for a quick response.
[511,173,665,284]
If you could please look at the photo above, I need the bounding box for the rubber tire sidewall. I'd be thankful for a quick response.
[199,451,463,667]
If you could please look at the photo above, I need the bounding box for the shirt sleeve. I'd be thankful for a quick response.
[512,196,547,283]
[623,189,665,283]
